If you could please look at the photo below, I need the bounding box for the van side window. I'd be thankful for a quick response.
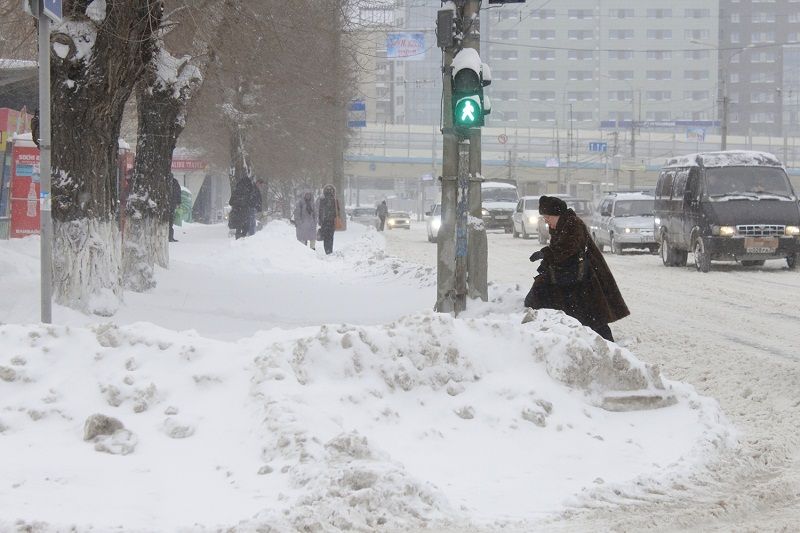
[671,168,689,199]
[656,170,674,198]
[686,168,701,201]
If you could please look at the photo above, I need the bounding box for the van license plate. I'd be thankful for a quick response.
[745,237,778,254]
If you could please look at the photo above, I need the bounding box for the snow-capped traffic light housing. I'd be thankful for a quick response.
[451,48,491,132]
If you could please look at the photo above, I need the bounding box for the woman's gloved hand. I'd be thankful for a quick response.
[529,250,544,262]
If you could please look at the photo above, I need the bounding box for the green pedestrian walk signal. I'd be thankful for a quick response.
[451,48,491,131]
[455,96,482,127]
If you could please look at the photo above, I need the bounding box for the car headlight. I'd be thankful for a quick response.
[786,225,800,236]
[711,225,736,237]
[431,219,441,230]
[528,216,537,224]
[654,216,661,225]
[624,227,632,233]
[481,208,489,217]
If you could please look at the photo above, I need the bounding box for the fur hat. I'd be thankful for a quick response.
[538,195,567,216]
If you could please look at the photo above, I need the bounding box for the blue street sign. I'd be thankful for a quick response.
[348,100,366,128]
[588,142,608,153]
[43,0,62,22]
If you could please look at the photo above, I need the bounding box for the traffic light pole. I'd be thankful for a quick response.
[436,32,458,313]
[435,0,487,314]
[462,0,487,302]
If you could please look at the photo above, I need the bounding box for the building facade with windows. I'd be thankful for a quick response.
[481,1,720,131]
[720,0,800,136]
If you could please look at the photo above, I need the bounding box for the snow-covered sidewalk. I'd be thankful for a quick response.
[0,222,735,531]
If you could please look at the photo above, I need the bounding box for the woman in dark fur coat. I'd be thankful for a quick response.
[525,195,629,341]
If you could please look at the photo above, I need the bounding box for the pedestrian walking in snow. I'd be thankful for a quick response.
[525,195,629,341]
[317,184,341,255]
[294,191,318,250]
[168,173,182,242]
[229,178,261,240]
[376,200,388,231]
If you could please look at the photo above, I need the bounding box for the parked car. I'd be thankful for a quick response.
[537,193,576,244]
[386,211,411,230]
[426,203,441,242]
[569,198,594,228]
[350,206,379,228]
[511,196,539,239]
[591,191,657,254]
[655,150,799,271]
[481,181,518,233]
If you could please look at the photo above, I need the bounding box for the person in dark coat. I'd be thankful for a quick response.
[168,173,182,242]
[525,195,629,341]
[317,183,340,255]
[376,200,388,231]
[229,178,260,240]
[248,179,264,236]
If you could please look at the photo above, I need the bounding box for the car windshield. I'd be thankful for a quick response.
[705,167,795,199]
[353,208,374,216]
[569,200,592,215]
[613,199,654,217]
[524,199,539,210]
[483,188,518,202]
[431,205,441,216]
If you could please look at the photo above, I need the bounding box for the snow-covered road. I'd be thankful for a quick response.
[385,224,800,531]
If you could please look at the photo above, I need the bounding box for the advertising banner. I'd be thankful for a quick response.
[9,141,41,238]
[386,32,426,61]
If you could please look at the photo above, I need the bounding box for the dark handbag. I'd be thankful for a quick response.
[547,246,590,286]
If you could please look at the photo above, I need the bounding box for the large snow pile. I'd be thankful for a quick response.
[0,222,735,531]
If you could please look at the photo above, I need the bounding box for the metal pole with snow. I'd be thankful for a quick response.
[32,0,60,323]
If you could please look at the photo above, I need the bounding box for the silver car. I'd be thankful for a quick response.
[386,211,411,230]
[426,204,441,242]
[591,192,658,254]
[511,196,539,239]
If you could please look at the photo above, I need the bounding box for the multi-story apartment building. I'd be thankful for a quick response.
[352,0,440,125]
[482,1,720,131]
[720,0,800,136]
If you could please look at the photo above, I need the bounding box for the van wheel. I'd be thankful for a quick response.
[610,235,622,255]
[675,250,688,267]
[693,236,711,272]
[741,260,765,267]
[787,253,798,270]
[660,236,674,266]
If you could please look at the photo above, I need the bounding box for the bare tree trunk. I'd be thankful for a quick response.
[123,82,182,290]
[50,0,162,313]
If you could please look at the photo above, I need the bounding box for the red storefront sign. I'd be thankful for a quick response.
[171,159,207,171]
